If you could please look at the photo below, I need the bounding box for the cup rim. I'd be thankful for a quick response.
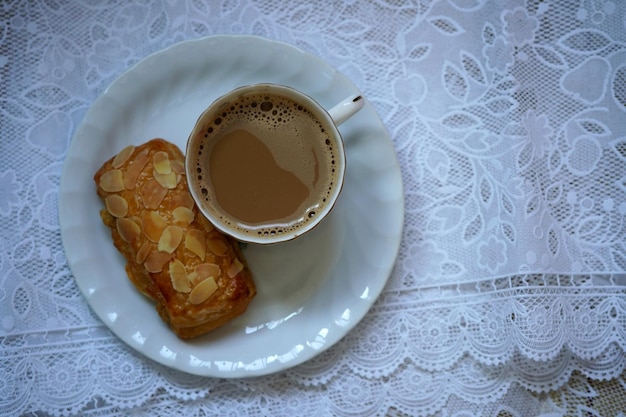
[185,83,347,245]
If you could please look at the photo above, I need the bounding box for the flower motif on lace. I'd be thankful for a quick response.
[483,35,514,74]
[572,309,598,337]
[477,236,507,273]
[522,110,553,159]
[329,373,380,412]
[527,305,555,337]
[269,391,322,416]
[393,74,427,106]
[575,1,617,24]
[404,241,446,280]
[46,363,79,394]
[0,372,15,398]
[503,7,538,46]
[343,378,374,404]
[111,358,142,385]
[0,169,21,217]
[88,39,130,76]
[284,397,305,413]
[392,365,440,400]
[361,331,389,357]
[480,311,506,341]
[418,320,448,348]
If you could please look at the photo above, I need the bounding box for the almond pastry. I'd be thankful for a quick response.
[94,138,256,339]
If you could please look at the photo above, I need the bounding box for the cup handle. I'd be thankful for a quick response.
[327,94,364,126]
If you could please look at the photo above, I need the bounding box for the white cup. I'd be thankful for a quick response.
[185,83,364,244]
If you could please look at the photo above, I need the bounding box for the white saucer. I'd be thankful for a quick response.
[59,35,404,377]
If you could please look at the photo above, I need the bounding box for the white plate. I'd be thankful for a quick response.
[59,35,404,378]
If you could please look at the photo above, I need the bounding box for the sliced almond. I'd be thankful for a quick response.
[124,149,150,190]
[187,271,200,286]
[170,159,185,175]
[99,169,125,192]
[141,211,167,242]
[188,276,218,304]
[104,194,129,218]
[153,151,172,174]
[153,170,177,189]
[184,229,206,260]
[172,206,194,226]
[169,259,191,293]
[207,238,228,257]
[112,145,135,168]
[141,178,168,209]
[171,191,195,210]
[158,226,184,254]
[116,218,140,243]
[227,258,244,278]
[196,263,221,280]
[144,250,173,273]
[136,240,152,264]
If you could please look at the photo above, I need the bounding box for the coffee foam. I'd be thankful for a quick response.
[190,91,341,239]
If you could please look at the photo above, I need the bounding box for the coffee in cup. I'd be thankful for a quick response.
[186,84,363,244]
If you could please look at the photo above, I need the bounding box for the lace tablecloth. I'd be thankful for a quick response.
[2,1,626,416]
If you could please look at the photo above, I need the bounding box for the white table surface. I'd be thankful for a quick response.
[1,1,625,416]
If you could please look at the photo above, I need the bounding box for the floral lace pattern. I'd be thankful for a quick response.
[1,0,625,416]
